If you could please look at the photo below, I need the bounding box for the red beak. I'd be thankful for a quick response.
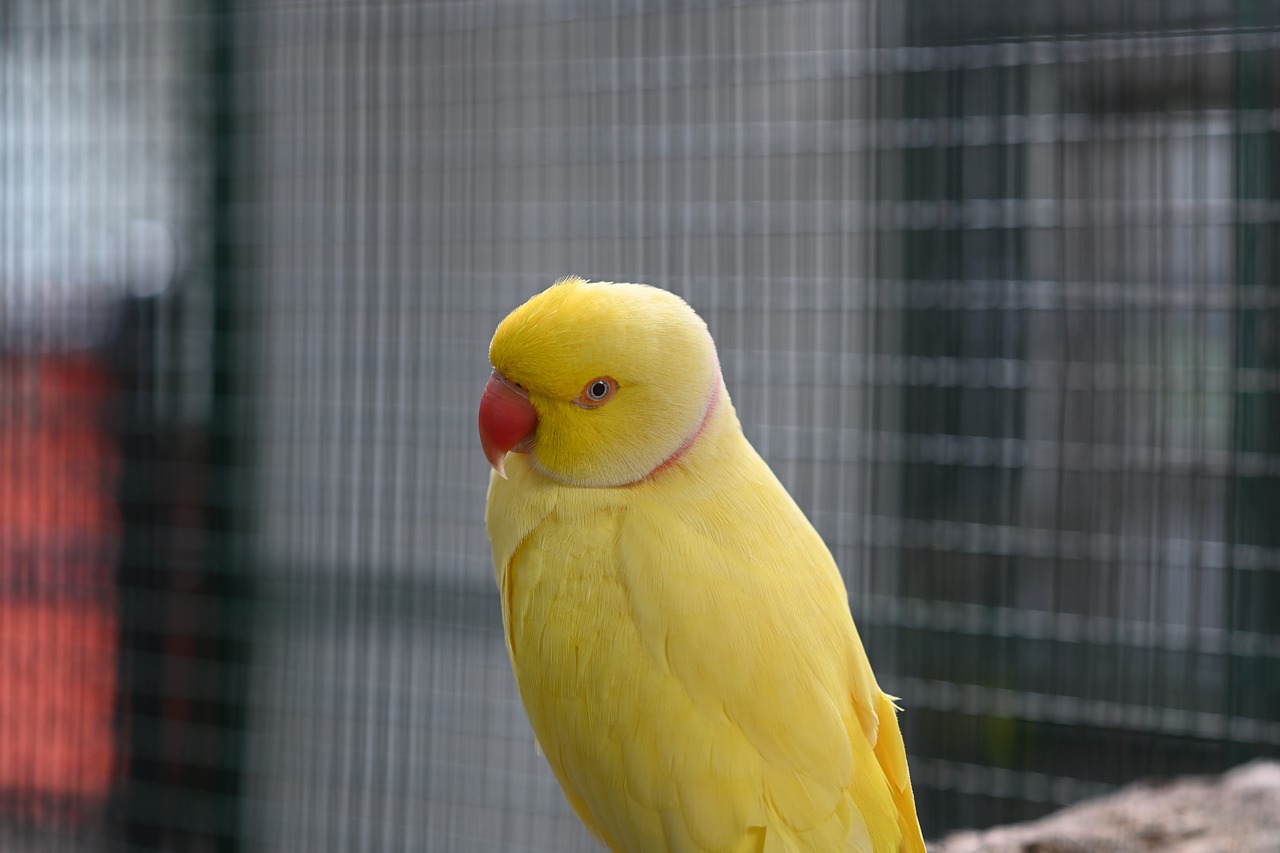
[478,370,538,478]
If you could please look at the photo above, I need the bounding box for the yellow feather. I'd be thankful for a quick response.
[485,279,926,853]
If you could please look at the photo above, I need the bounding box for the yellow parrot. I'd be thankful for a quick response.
[479,277,926,853]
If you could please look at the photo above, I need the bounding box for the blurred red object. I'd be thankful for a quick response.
[0,356,120,817]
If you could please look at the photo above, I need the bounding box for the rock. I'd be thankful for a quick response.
[930,761,1280,853]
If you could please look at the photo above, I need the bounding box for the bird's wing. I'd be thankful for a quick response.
[612,471,925,853]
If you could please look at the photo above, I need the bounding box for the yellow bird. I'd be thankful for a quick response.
[479,277,926,853]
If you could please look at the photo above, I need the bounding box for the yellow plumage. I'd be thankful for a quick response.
[482,277,926,853]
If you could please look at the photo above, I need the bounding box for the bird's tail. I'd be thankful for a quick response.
[873,692,927,853]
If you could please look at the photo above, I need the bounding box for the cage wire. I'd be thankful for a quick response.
[1,0,1278,851]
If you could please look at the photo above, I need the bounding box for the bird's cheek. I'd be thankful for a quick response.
[478,370,538,478]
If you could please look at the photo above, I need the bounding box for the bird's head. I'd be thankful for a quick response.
[478,277,722,487]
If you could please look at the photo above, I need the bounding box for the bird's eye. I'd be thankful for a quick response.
[578,376,617,408]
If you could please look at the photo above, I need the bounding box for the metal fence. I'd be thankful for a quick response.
[2,1,1277,850]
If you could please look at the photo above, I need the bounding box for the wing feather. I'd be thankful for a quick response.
[615,455,917,852]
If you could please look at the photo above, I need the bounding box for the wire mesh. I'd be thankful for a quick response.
[1,1,1277,851]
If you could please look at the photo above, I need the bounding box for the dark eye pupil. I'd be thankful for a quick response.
[590,381,608,399]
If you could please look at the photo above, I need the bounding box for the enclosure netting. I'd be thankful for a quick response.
[1,1,1277,850]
